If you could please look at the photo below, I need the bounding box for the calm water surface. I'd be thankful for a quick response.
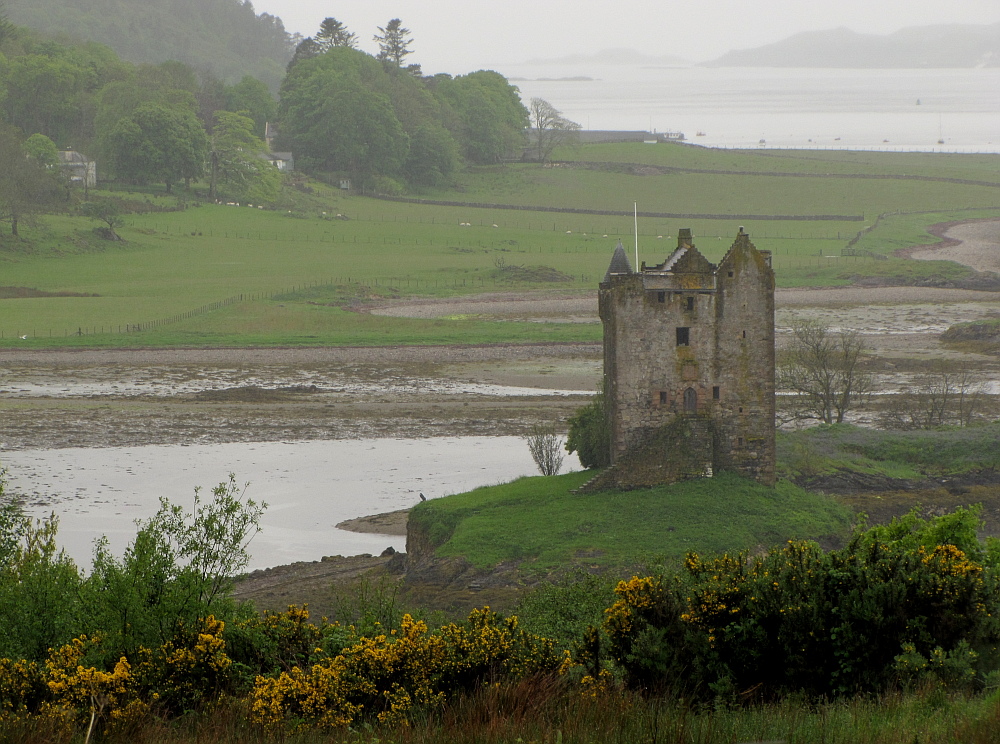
[503,65,1000,152]
[5,437,581,570]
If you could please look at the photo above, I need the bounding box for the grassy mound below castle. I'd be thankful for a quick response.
[407,423,1000,580]
[407,470,852,575]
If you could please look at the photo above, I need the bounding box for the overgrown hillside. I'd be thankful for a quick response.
[5,0,293,90]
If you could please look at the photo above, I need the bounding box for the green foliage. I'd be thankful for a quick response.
[6,0,293,91]
[278,48,409,179]
[0,502,81,661]
[433,70,529,164]
[565,388,610,469]
[0,123,64,236]
[80,197,125,238]
[103,102,208,191]
[208,110,280,203]
[277,48,525,184]
[404,123,460,185]
[80,475,264,662]
[222,75,276,137]
[604,507,1000,698]
[515,570,617,651]
[22,132,57,165]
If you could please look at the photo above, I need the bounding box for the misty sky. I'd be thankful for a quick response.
[256,0,1000,73]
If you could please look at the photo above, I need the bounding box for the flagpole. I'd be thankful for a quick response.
[634,202,639,270]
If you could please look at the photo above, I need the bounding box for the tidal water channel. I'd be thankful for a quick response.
[5,436,580,571]
[0,350,590,571]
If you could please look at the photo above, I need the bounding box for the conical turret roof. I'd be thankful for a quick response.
[603,240,632,283]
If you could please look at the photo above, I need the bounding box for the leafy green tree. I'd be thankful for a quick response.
[374,18,413,68]
[287,36,321,71]
[315,17,356,50]
[0,124,64,236]
[81,475,265,661]
[0,512,82,661]
[278,50,408,178]
[23,132,59,166]
[81,197,125,239]
[224,75,277,137]
[2,53,86,142]
[403,123,459,185]
[565,388,611,469]
[209,110,281,203]
[104,102,208,191]
[0,473,82,661]
[432,70,528,164]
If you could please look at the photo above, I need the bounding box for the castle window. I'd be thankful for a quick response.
[684,387,697,413]
[686,296,695,311]
[737,437,744,447]
[713,386,720,400]
[676,327,690,346]
[728,271,734,278]
[657,291,665,303]
[660,391,668,405]
[742,330,747,339]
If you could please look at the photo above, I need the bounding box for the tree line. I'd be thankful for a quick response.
[0,11,557,234]
[5,0,294,91]
[276,17,531,190]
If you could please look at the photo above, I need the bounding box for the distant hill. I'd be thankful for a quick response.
[5,0,294,89]
[526,47,691,67]
[704,23,1000,68]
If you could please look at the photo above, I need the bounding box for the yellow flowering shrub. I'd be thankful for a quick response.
[249,607,567,730]
[0,658,45,716]
[602,509,1000,698]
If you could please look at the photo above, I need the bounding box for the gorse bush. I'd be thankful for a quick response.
[603,506,1000,699]
[249,608,569,730]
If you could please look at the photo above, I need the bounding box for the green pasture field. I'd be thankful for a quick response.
[409,470,851,573]
[1,143,998,347]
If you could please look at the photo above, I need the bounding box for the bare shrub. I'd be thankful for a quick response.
[877,364,989,429]
[525,425,565,476]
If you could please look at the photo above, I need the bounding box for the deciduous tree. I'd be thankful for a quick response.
[81,197,125,240]
[208,110,281,203]
[530,97,580,163]
[778,321,873,424]
[0,124,63,237]
[104,102,208,191]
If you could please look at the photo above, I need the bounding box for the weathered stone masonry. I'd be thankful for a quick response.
[588,228,775,491]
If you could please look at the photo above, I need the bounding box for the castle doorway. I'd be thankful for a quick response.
[684,387,697,413]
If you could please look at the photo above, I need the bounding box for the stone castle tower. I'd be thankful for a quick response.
[590,227,775,490]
